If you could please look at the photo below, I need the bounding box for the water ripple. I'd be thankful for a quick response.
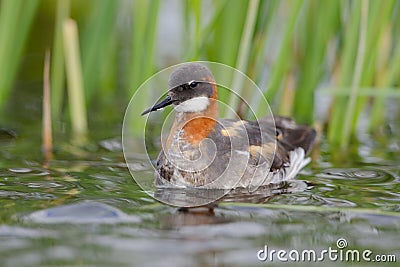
[8,167,50,176]
[317,168,395,184]
[23,201,141,224]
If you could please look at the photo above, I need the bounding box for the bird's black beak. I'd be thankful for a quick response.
[141,95,175,116]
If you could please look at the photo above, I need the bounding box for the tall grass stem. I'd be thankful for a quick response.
[51,0,70,121]
[0,0,39,110]
[341,0,369,148]
[63,19,88,143]
[42,49,53,163]
[226,0,259,119]
[262,1,303,104]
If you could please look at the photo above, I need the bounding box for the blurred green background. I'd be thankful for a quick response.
[0,0,399,149]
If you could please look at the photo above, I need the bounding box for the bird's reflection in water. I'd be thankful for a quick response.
[155,180,309,228]
[159,207,228,228]
[222,180,309,203]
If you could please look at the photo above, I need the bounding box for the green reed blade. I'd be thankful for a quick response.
[98,29,117,102]
[128,0,161,136]
[340,0,369,149]
[0,0,39,110]
[207,0,248,108]
[370,22,400,129]
[248,0,279,79]
[81,0,117,104]
[63,19,88,143]
[226,0,260,119]
[241,0,280,119]
[349,0,395,138]
[207,0,248,67]
[142,0,161,84]
[320,87,400,97]
[184,0,229,60]
[294,0,340,123]
[51,0,70,121]
[183,0,201,60]
[386,31,400,92]
[327,1,361,146]
[129,0,161,93]
[263,0,303,103]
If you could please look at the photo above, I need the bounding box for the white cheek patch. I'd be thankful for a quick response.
[174,96,210,113]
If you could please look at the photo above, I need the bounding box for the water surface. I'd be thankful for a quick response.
[0,125,399,267]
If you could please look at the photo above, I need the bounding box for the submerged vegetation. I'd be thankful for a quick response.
[0,0,399,150]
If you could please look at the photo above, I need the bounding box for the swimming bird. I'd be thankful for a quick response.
[142,63,316,191]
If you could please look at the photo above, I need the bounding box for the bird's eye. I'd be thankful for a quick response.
[188,80,198,88]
